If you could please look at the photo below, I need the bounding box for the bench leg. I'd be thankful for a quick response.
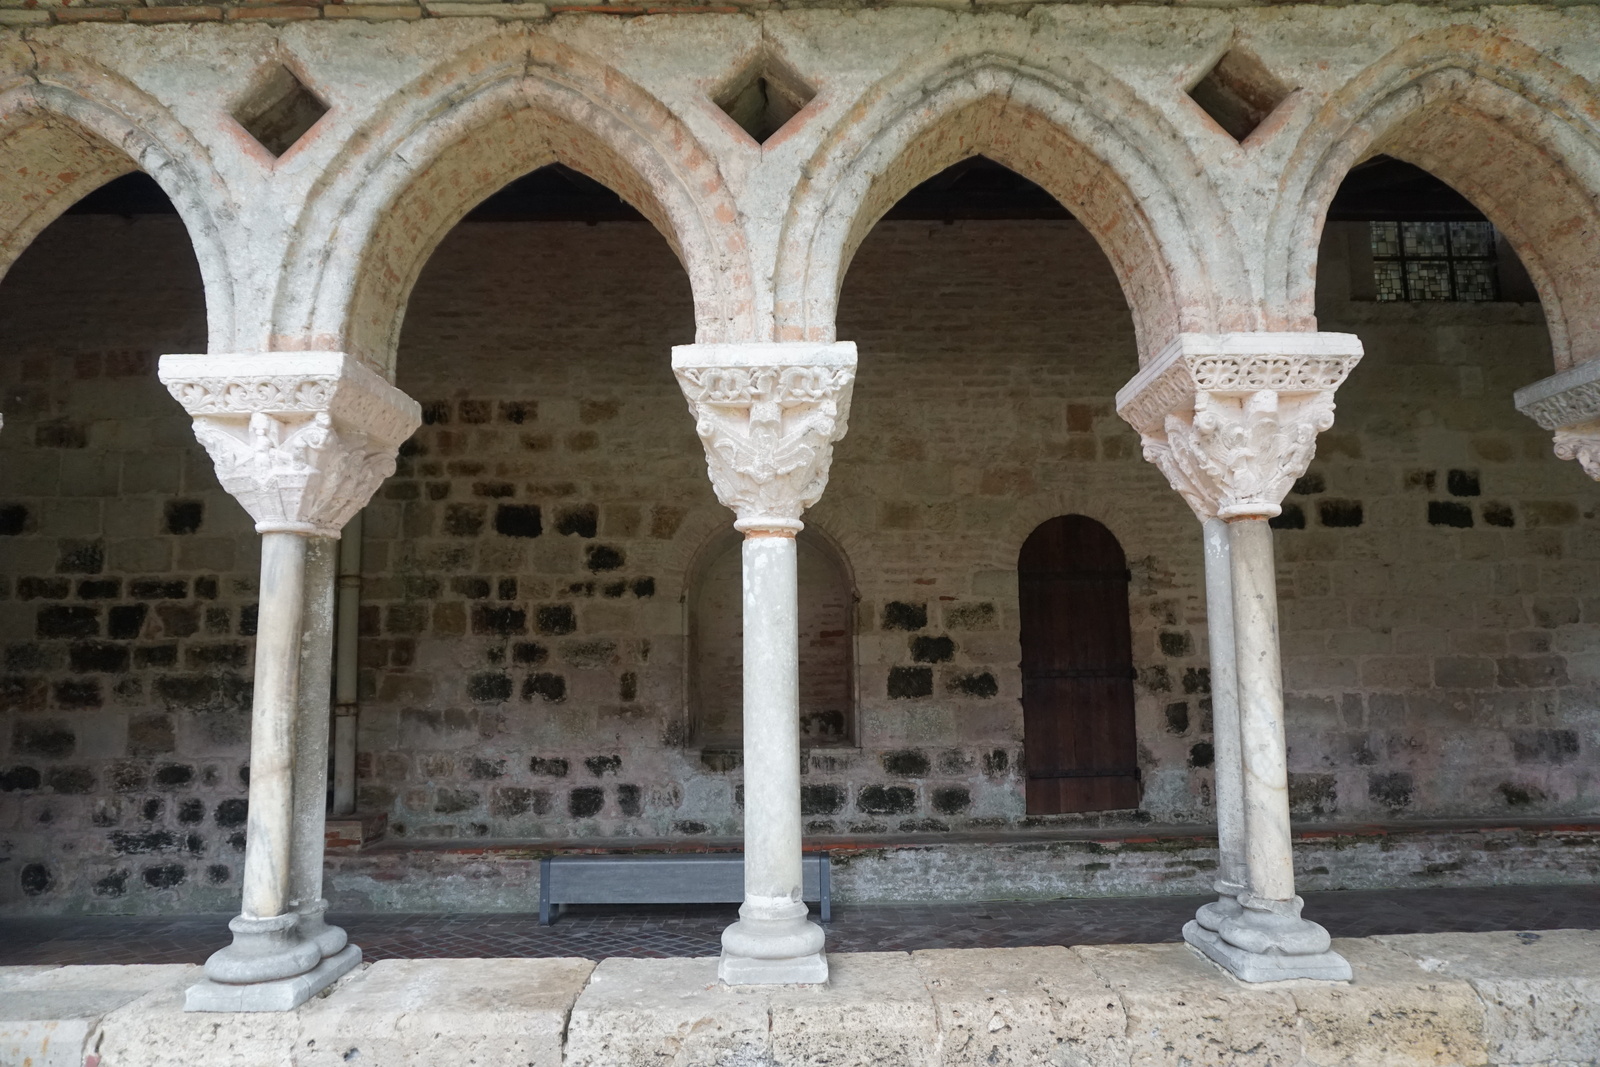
[539,858,552,926]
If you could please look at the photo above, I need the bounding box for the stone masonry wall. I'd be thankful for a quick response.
[1,208,1597,913]
[0,216,256,913]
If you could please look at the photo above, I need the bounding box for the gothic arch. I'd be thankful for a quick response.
[775,51,1247,363]
[1270,28,1600,371]
[283,36,754,376]
[0,47,234,347]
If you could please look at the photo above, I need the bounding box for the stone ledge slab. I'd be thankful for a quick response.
[1377,929,1600,1067]
[1,933,1596,1066]
[0,965,197,1067]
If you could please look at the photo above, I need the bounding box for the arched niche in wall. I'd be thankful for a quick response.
[1018,514,1140,815]
[687,527,857,749]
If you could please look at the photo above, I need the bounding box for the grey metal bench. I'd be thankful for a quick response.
[538,853,831,925]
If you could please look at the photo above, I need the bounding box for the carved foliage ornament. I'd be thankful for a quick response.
[159,353,423,537]
[1514,361,1600,482]
[1554,426,1600,481]
[673,343,857,533]
[1116,335,1363,521]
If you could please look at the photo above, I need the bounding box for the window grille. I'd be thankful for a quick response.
[1370,221,1498,302]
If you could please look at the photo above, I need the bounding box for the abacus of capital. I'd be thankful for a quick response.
[157,352,422,1012]
[673,341,857,986]
[1117,332,1363,983]
[1515,359,1600,482]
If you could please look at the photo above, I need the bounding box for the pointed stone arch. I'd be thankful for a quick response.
[775,51,1248,364]
[0,46,233,348]
[282,35,754,377]
[1270,28,1600,372]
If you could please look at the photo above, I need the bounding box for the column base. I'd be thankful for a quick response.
[718,908,829,986]
[185,944,362,1012]
[1184,921,1351,982]
[718,948,828,986]
[1193,890,1243,933]
[203,912,323,985]
[295,899,349,959]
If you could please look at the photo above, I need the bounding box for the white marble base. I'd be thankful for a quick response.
[184,945,361,1012]
[1184,921,1352,983]
[717,949,828,986]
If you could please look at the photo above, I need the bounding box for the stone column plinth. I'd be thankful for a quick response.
[673,341,857,986]
[1117,332,1362,982]
[1514,360,1600,481]
[159,352,420,1011]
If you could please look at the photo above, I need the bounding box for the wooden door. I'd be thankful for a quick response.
[1019,515,1141,814]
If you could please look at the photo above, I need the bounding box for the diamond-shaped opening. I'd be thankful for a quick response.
[1187,49,1293,143]
[714,57,815,146]
[234,66,328,159]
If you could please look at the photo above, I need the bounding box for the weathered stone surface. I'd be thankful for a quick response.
[92,966,303,1067]
[0,965,196,1067]
[298,957,594,1066]
[913,946,1129,1066]
[1076,942,1305,1066]
[1377,929,1600,1067]
[567,953,938,1066]
[768,952,938,1064]
[1288,938,1488,1066]
[4,935,1595,1064]
[564,956,771,1066]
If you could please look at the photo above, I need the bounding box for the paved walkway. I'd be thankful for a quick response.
[3,885,1597,966]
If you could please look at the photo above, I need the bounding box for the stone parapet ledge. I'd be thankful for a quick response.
[1514,359,1600,480]
[0,0,1589,27]
[4,930,1597,1065]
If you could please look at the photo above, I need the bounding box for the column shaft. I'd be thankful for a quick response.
[1202,518,1247,895]
[740,533,804,914]
[331,514,363,817]
[290,538,347,958]
[1227,518,1295,901]
[717,529,825,983]
[240,532,309,920]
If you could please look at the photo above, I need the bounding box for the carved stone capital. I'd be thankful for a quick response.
[1553,426,1600,480]
[672,342,857,533]
[1514,361,1600,481]
[159,353,422,537]
[1116,333,1364,520]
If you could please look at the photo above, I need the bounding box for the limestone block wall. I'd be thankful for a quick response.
[1,209,1597,912]
[0,216,256,912]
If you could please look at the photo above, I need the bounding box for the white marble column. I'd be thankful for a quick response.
[1117,332,1361,982]
[1189,517,1247,935]
[331,513,364,817]
[159,352,420,1011]
[290,538,345,957]
[674,341,856,986]
[1514,360,1600,481]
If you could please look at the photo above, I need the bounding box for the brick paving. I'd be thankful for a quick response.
[3,884,1598,966]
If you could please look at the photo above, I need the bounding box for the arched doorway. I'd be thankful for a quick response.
[1018,515,1140,815]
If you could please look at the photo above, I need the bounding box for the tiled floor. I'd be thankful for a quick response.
[3,884,1597,966]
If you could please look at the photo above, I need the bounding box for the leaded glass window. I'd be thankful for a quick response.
[1370,221,1498,302]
